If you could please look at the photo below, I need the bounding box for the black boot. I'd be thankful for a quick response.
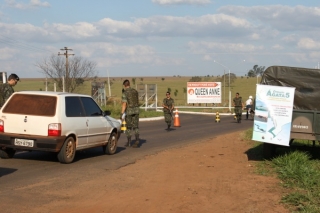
[125,137,131,147]
[167,124,171,130]
[132,134,139,148]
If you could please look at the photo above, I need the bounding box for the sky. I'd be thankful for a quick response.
[0,0,320,78]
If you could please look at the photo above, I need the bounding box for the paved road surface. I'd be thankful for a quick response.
[0,113,253,191]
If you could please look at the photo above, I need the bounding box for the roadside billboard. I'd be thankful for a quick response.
[252,84,295,146]
[187,82,221,104]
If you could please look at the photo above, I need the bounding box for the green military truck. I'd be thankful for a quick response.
[259,66,320,158]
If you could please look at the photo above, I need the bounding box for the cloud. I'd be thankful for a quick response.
[96,14,251,39]
[282,34,298,43]
[271,44,283,50]
[0,47,17,60]
[2,4,320,77]
[30,0,50,7]
[52,22,99,39]
[188,41,264,55]
[27,42,185,77]
[218,5,320,31]
[5,0,50,9]
[71,42,184,68]
[0,13,255,55]
[297,38,320,50]
[152,0,211,5]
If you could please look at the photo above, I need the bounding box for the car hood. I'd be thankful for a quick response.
[104,116,121,129]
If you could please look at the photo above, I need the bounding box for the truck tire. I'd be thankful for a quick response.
[103,132,117,155]
[0,148,16,159]
[263,143,276,160]
[57,137,76,164]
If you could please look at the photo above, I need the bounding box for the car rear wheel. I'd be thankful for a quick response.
[103,132,117,155]
[57,137,76,164]
[0,148,16,159]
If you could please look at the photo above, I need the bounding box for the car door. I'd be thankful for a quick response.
[65,97,88,148]
[81,97,111,146]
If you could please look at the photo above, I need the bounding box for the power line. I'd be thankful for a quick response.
[0,35,53,54]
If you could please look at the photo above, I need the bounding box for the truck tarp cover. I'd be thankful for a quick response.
[260,66,320,111]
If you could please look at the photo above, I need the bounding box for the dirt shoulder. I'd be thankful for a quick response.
[8,131,289,213]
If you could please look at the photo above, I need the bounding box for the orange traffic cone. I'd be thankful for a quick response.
[173,108,181,127]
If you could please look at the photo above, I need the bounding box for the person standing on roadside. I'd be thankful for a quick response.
[0,73,20,108]
[245,95,253,120]
[233,92,244,123]
[121,79,140,148]
[162,92,175,130]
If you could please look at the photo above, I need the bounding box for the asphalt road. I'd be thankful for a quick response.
[0,113,253,191]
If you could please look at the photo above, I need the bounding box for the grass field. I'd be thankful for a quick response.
[15,75,258,109]
[243,128,320,213]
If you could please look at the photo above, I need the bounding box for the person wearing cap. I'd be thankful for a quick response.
[121,79,140,148]
[233,92,244,123]
[245,95,253,120]
[162,91,175,130]
[0,73,20,108]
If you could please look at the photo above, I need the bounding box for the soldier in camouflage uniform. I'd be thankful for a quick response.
[162,92,174,130]
[0,73,20,108]
[233,92,244,123]
[121,79,140,148]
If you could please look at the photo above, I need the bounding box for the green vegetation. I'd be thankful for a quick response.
[243,128,320,212]
[103,104,163,119]
[273,151,320,212]
[15,75,258,113]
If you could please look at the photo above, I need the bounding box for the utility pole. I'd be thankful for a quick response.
[107,69,111,97]
[45,77,48,91]
[58,47,74,92]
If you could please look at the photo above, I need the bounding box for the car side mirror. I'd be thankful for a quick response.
[104,110,111,116]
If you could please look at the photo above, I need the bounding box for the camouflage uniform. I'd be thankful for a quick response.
[0,83,14,108]
[122,87,140,138]
[233,96,243,122]
[163,97,174,128]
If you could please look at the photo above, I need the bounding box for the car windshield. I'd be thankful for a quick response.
[2,94,57,116]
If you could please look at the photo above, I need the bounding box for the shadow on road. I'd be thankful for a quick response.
[11,146,128,163]
[0,167,17,177]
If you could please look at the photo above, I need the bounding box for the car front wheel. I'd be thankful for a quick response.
[103,132,117,155]
[57,137,76,164]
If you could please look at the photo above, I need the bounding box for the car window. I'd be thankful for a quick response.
[81,97,103,116]
[65,97,85,117]
[2,94,56,116]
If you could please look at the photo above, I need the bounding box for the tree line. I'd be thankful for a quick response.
[35,52,265,93]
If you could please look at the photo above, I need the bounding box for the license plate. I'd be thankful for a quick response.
[14,138,34,147]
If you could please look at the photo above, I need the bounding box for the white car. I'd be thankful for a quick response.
[0,91,121,164]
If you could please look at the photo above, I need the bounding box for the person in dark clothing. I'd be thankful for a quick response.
[162,92,174,130]
[121,79,140,148]
[233,92,244,123]
[0,73,20,108]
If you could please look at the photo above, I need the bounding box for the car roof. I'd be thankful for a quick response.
[14,91,91,98]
